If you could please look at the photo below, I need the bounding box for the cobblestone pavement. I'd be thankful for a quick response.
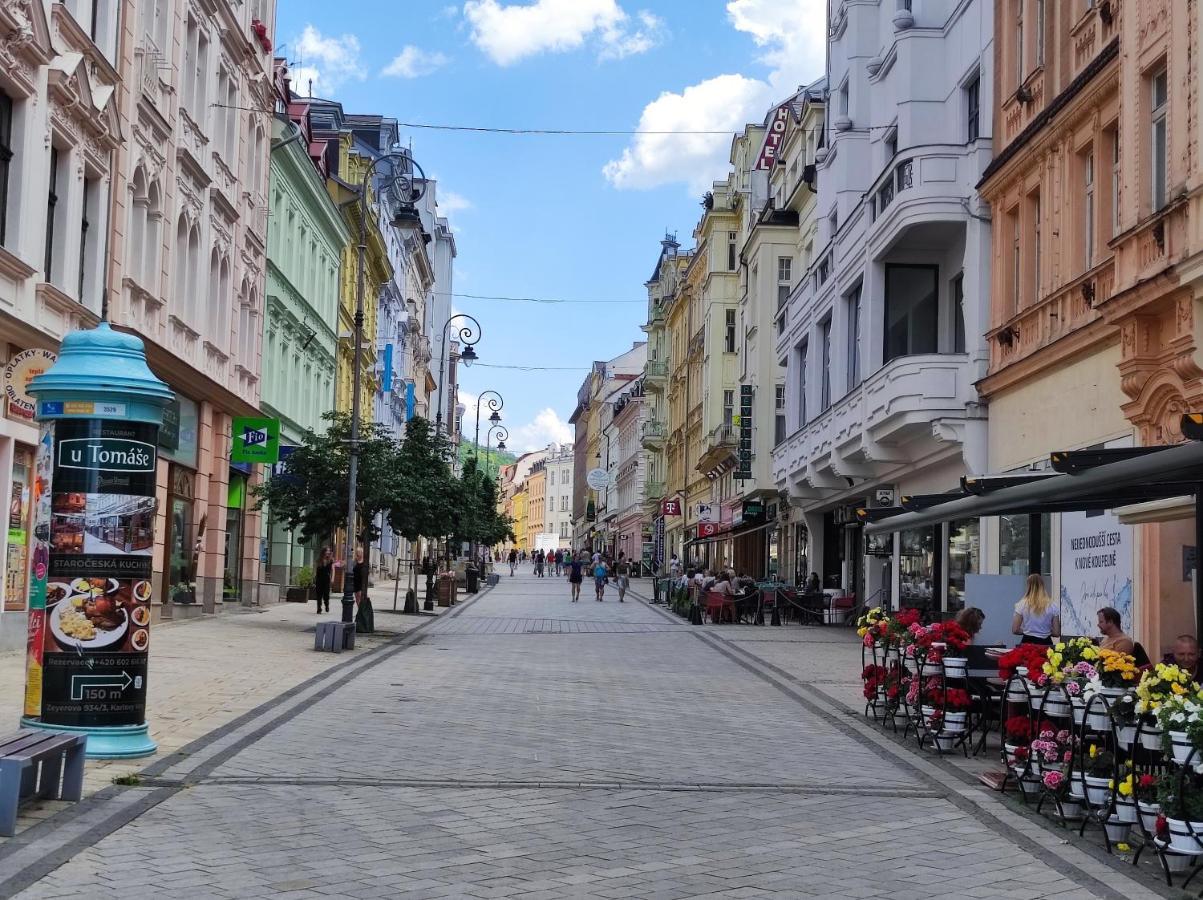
[3,576,1170,899]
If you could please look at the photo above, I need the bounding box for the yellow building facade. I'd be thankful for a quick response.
[527,465,547,550]
[512,488,529,552]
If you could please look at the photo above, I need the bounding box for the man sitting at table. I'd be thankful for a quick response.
[1164,635,1203,680]
[1097,606,1134,654]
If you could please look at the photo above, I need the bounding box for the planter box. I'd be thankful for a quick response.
[1138,801,1161,834]
[1166,818,1203,855]
[1169,730,1197,765]
[285,586,313,603]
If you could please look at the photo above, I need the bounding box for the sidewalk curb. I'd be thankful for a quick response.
[625,587,1173,900]
[0,583,494,899]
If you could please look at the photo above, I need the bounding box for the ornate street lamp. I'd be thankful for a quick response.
[342,150,426,625]
[435,314,481,440]
[474,390,503,463]
[486,423,509,477]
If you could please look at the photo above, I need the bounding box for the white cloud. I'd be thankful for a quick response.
[508,408,574,452]
[439,191,473,215]
[462,0,663,66]
[603,0,825,192]
[381,45,450,78]
[294,25,366,95]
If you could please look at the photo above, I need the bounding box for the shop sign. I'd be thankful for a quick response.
[755,103,791,170]
[741,498,765,523]
[653,515,665,567]
[696,503,715,523]
[698,522,718,538]
[27,419,157,727]
[1059,510,1133,637]
[736,385,753,480]
[661,497,682,517]
[586,467,610,491]
[160,396,199,468]
[4,349,57,421]
[158,399,181,451]
[231,416,280,464]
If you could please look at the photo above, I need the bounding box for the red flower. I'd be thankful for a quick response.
[998,643,1049,681]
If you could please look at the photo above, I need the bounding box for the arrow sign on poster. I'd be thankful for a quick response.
[70,671,134,700]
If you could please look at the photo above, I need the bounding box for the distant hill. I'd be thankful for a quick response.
[458,439,515,479]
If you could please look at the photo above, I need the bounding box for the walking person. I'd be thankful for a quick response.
[568,553,583,602]
[314,547,333,615]
[553,548,563,576]
[508,547,518,576]
[353,546,374,634]
[535,550,545,578]
[594,557,609,602]
[615,552,630,603]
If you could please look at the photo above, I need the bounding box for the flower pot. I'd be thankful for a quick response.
[1169,730,1197,765]
[1083,775,1111,807]
[1003,743,1021,767]
[942,656,968,679]
[918,660,943,679]
[941,711,968,734]
[1098,686,1127,698]
[1070,696,1086,726]
[1115,725,1136,751]
[1085,707,1113,732]
[1103,818,1130,843]
[1057,798,1085,820]
[1141,726,1165,753]
[1030,693,1044,712]
[1138,801,1161,834]
[1042,695,1070,718]
[931,734,958,752]
[921,705,936,720]
[1112,797,1138,824]
[1163,851,1196,873]
[1004,683,1030,704]
[1068,777,1085,800]
[1166,818,1203,855]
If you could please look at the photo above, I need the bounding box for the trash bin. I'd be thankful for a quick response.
[437,573,455,607]
[465,565,479,594]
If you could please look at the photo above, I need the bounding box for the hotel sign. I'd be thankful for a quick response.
[755,103,791,170]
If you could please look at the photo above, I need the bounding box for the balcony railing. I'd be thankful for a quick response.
[706,424,735,451]
[641,419,667,449]
[646,359,668,378]
[645,479,666,500]
[873,159,913,218]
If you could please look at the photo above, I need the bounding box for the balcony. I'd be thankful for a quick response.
[772,353,985,499]
[705,424,736,452]
[645,359,668,393]
[641,418,667,450]
[645,479,666,501]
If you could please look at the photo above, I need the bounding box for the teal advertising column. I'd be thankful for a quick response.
[20,323,173,759]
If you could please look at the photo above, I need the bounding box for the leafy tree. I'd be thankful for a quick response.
[452,455,514,550]
[387,415,458,546]
[253,411,399,551]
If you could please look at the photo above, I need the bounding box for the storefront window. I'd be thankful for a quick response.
[947,518,980,612]
[899,526,936,609]
[4,445,33,611]
[224,470,246,601]
[999,513,1052,576]
[165,464,195,604]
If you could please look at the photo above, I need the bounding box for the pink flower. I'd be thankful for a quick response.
[1042,770,1064,790]
[1065,681,1082,696]
[1074,662,1096,677]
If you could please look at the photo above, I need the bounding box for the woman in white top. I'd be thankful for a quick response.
[1011,574,1060,645]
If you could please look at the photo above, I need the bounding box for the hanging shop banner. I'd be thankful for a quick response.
[1059,509,1134,636]
[231,416,280,464]
[653,515,665,568]
[22,423,54,717]
[4,349,57,421]
[31,418,157,726]
[755,103,791,169]
[661,497,682,517]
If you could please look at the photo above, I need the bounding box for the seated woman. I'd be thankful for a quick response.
[955,607,985,643]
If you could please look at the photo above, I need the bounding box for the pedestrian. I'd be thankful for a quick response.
[594,557,609,601]
[535,550,545,577]
[554,548,563,576]
[615,552,630,603]
[508,547,518,576]
[314,546,333,615]
[568,553,583,602]
[669,554,681,578]
[353,546,374,634]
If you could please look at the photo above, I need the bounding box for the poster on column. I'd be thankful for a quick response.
[36,418,157,727]
[1059,509,1133,637]
[23,423,54,717]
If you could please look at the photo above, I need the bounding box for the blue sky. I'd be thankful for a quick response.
[276,0,825,452]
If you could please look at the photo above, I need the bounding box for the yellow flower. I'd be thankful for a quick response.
[1115,842,1131,853]
[1089,745,1098,758]
[1173,682,1187,695]
[1055,643,1066,652]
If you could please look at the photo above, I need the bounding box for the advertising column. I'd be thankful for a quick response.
[21,324,173,759]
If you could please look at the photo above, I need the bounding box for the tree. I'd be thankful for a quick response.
[452,455,514,551]
[253,411,398,553]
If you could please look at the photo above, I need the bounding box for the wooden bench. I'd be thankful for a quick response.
[0,730,87,836]
[314,620,355,653]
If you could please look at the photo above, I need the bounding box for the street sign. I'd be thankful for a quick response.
[231,416,280,464]
[586,467,610,491]
[661,497,681,517]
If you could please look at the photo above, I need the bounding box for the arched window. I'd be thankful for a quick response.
[145,181,162,291]
[217,255,231,350]
[127,168,147,287]
[208,249,220,338]
[173,214,188,317]
[187,225,200,322]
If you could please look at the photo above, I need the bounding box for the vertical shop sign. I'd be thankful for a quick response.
[736,385,753,480]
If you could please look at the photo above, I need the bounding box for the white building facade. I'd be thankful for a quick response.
[772,0,994,613]
[543,443,574,548]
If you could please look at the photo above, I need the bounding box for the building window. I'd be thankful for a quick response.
[79,175,101,302]
[884,264,938,362]
[561,496,568,511]
[1015,0,1024,88]
[1030,189,1041,303]
[819,316,832,412]
[723,389,734,427]
[0,91,12,246]
[952,273,966,353]
[1035,0,1045,66]
[777,256,792,309]
[727,232,737,271]
[1110,126,1121,236]
[1082,149,1095,271]
[965,73,980,142]
[725,309,736,352]
[846,284,861,390]
[45,147,60,281]
[549,470,555,486]
[838,79,849,117]
[1009,206,1020,314]
[1151,67,1168,211]
[797,340,808,426]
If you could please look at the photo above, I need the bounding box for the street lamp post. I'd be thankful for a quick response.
[343,150,427,625]
[473,390,503,462]
[435,313,481,440]
[486,424,508,477]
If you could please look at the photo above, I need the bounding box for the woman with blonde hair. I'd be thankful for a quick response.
[1011,574,1059,645]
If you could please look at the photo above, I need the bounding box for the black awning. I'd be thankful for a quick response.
[864,439,1203,536]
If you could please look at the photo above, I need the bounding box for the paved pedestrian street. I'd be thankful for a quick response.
[0,576,1170,899]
